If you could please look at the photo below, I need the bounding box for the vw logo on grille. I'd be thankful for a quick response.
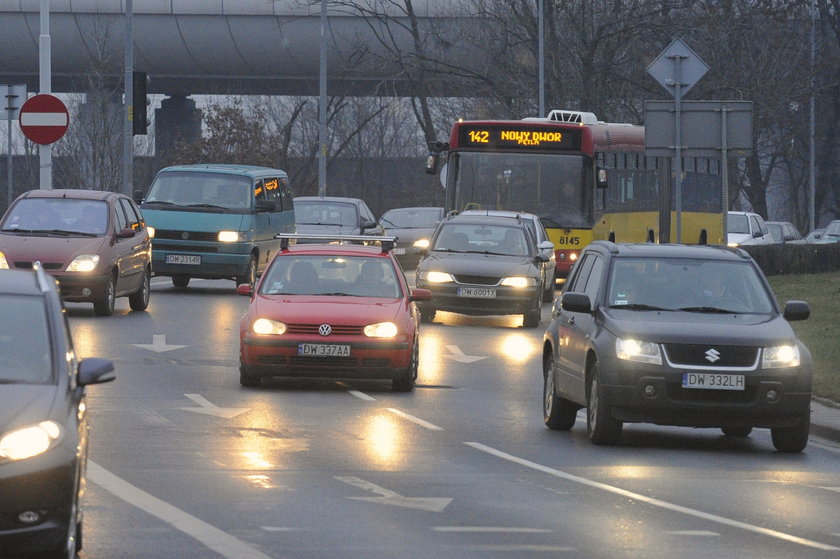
[180,231,190,240]
[705,348,721,363]
[318,324,332,336]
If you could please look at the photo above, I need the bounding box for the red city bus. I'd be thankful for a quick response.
[428,110,725,279]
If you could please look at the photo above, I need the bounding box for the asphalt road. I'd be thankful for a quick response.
[66,277,840,559]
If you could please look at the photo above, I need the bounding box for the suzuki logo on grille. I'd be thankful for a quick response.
[705,348,721,363]
[180,232,190,240]
[319,324,332,336]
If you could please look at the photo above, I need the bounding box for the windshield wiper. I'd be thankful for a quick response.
[142,200,176,206]
[608,303,670,311]
[676,306,738,314]
[185,203,225,209]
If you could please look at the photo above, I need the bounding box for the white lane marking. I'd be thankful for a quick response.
[466,545,576,552]
[387,408,443,430]
[819,487,840,493]
[181,393,250,418]
[132,334,186,353]
[810,441,840,454]
[466,442,840,551]
[666,530,720,536]
[335,476,452,512]
[433,526,553,533]
[261,527,307,532]
[445,344,486,363]
[349,390,376,401]
[87,461,275,559]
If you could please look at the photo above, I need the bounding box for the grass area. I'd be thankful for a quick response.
[766,272,840,403]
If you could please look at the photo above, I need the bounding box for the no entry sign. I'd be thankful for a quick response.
[18,94,70,145]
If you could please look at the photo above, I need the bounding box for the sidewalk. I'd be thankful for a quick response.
[810,397,840,443]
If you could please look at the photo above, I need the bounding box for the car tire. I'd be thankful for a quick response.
[93,274,116,316]
[172,275,190,288]
[523,307,541,328]
[586,362,622,445]
[771,414,810,453]
[236,255,258,287]
[128,267,151,311]
[721,426,752,437]
[543,352,578,430]
[392,339,418,392]
[239,365,261,388]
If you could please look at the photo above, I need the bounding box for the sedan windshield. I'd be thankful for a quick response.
[0,295,52,383]
[295,202,358,226]
[260,255,401,297]
[607,258,775,314]
[380,208,441,228]
[432,224,530,256]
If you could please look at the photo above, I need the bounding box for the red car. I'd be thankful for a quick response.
[237,235,432,391]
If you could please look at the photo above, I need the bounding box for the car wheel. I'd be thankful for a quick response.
[586,362,622,445]
[771,414,810,453]
[93,274,116,316]
[239,364,261,388]
[128,267,151,311]
[523,307,541,328]
[236,255,258,287]
[392,339,418,392]
[543,351,577,430]
[721,426,752,437]
[419,305,436,323]
[172,275,190,288]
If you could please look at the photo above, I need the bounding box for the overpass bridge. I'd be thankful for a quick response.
[0,0,482,97]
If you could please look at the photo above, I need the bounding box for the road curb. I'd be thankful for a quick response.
[811,396,840,443]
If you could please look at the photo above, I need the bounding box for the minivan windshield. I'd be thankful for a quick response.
[1,198,108,236]
[144,171,253,211]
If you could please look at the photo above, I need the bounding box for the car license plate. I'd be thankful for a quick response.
[393,247,406,254]
[682,372,745,390]
[165,254,201,265]
[457,287,496,298]
[297,343,351,357]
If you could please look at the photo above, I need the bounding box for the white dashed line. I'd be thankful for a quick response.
[387,408,444,430]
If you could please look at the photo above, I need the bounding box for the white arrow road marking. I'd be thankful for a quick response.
[87,461,274,559]
[335,476,452,512]
[132,334,186,353]
[181,394,250,419]
[445,344,486,363]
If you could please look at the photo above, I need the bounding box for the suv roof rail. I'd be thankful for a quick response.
[275,233,396,252]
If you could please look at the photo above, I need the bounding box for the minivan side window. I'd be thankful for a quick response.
[263,177,283,210]
[114,200,129,231]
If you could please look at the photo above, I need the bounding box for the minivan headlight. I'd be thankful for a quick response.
[218,231,245,243]
[615,338,662,365]
[0,421,62,462]
[67,254,100,272]
[762,345,800,369]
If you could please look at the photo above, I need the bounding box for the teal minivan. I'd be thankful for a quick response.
[139,164,295,288]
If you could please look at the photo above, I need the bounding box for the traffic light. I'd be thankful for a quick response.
[132,71,149,135]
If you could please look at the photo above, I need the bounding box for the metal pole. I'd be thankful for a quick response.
[538,0,544,117]
[39,0,51,190]
[7,96,12,207]
[124,0,133,196]
[809,0,816,232]
[673,55,685,244]
[721,106,729,245]
[318,0,327,197]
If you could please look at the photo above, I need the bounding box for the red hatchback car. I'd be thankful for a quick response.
[237,235,432,391]
[0,189,152,316]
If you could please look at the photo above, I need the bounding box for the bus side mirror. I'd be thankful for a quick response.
[596,167,608,189]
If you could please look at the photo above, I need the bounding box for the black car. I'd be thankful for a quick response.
[542,241,813,452]
[293,196,384,240]
[415,212,550,328]
[379,206,444,270]
[0,264,115,557]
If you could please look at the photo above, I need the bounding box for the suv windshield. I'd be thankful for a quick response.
[607,258,775,313]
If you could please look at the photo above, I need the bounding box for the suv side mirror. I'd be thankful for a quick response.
[361,218,376,230]
[561,292,593,314]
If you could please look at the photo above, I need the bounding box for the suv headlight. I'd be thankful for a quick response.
[615,338,662,365]
[762,345,800,369]
[501,276,536,288]
[67,254,100,272]
[0,421,63,461]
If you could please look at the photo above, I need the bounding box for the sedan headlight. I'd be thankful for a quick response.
[420,271,454,283]
[218,231,246,243]
[364,322,398,338]
[146,226,156,238]
[762,344,800,369]
[413,238,430,249]
[615,338,662,365]
[252,318,286,335]
[0,421,63,462]
[66,254,100,272]
[500,276,536,288]
[0,251,8,269]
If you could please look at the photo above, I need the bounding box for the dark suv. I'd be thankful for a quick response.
[542,241,813,452]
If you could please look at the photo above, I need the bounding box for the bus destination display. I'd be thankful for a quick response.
[457,123,582,152]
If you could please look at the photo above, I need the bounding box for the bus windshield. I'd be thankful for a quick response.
[450,152,592,229]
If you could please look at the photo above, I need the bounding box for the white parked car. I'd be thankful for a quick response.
[727,211,774,246]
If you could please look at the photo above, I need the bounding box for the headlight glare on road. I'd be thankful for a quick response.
[66,254,100,272]
[501,276,536,288]
[364,322,398,338]
[422,271,454,283]
[762,344,800,369]
[252,318,286,335]
[615,338,662,365]
[0,421,62,462]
